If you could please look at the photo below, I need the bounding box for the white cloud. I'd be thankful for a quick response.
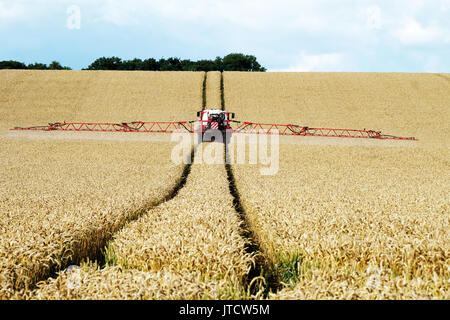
[441,0,450,10]
[94,1,141,26]
[80,0,360,33]
[1,0,449,72]
[66,5,81,30]
[0,1,67,26]
[0,1,25,22]
[393,19,445,45]
[275,52,345,72]
[366,6,382,30]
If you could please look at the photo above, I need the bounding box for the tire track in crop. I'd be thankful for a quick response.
[91,146,196,267]
[202,71,207,109]
[33,72,252,299]
[100,72,268,297]
[78,148,195,267]
[24,73,206,295]
[220,72,281,295]
[84,72,207,265]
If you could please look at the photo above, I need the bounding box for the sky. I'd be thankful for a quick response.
[0,0,449,72]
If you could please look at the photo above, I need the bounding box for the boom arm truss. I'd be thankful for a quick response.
[11,120,417,141]
[12,121,196,133]
[231,121,417,140]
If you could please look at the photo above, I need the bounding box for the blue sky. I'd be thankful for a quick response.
[1,0,449,72]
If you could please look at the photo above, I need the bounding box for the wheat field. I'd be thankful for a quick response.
[0,71,203,299]
[0,70,204,134]
[223,72,450,147]
[205,71,222,110]
[231,145,449,299]
[1,70,448,300]
[224,71,450,299]
[33,147,255,299]
[0,138,186,299]
[33,265,235,300]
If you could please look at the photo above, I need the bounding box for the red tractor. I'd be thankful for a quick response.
[196,109,235,143]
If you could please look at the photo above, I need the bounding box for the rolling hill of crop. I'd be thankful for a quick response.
[0,70,448,300]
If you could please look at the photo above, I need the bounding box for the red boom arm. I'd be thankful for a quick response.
[11,120,417,141]
[232,121,417,140]
[11,121,196,133]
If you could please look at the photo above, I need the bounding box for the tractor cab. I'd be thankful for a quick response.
[197,109,235,132]
[196,109,235,142]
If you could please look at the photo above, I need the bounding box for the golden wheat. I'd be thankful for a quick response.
[224,72,450,299]
[33,264,236,300]
[0,138,185,299]
[0,70,204,299]
[205,71,222,109]
[2,70,448,300]
[224,72,450,147]
[33,145,254,299]
[110,150,251,281]
[0,70,204,134]
[231,145,449,299]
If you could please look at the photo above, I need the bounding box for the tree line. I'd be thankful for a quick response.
[0,53,266,72]
[0,60,71,70]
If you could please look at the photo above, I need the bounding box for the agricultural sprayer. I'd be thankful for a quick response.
[11,107,417,142]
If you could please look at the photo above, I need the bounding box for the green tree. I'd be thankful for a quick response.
[214,56,223,71]
[119,58,144,70]
[27,62,49,70]
[181,59,195,71]
[83,54,266,72]
[193,59,217,71]
[142,58,160,70]
[48,61,71,70]
[159,58,183,71]
[87,57,122,70]
[0,60,27,69]
[222,53,266,71]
